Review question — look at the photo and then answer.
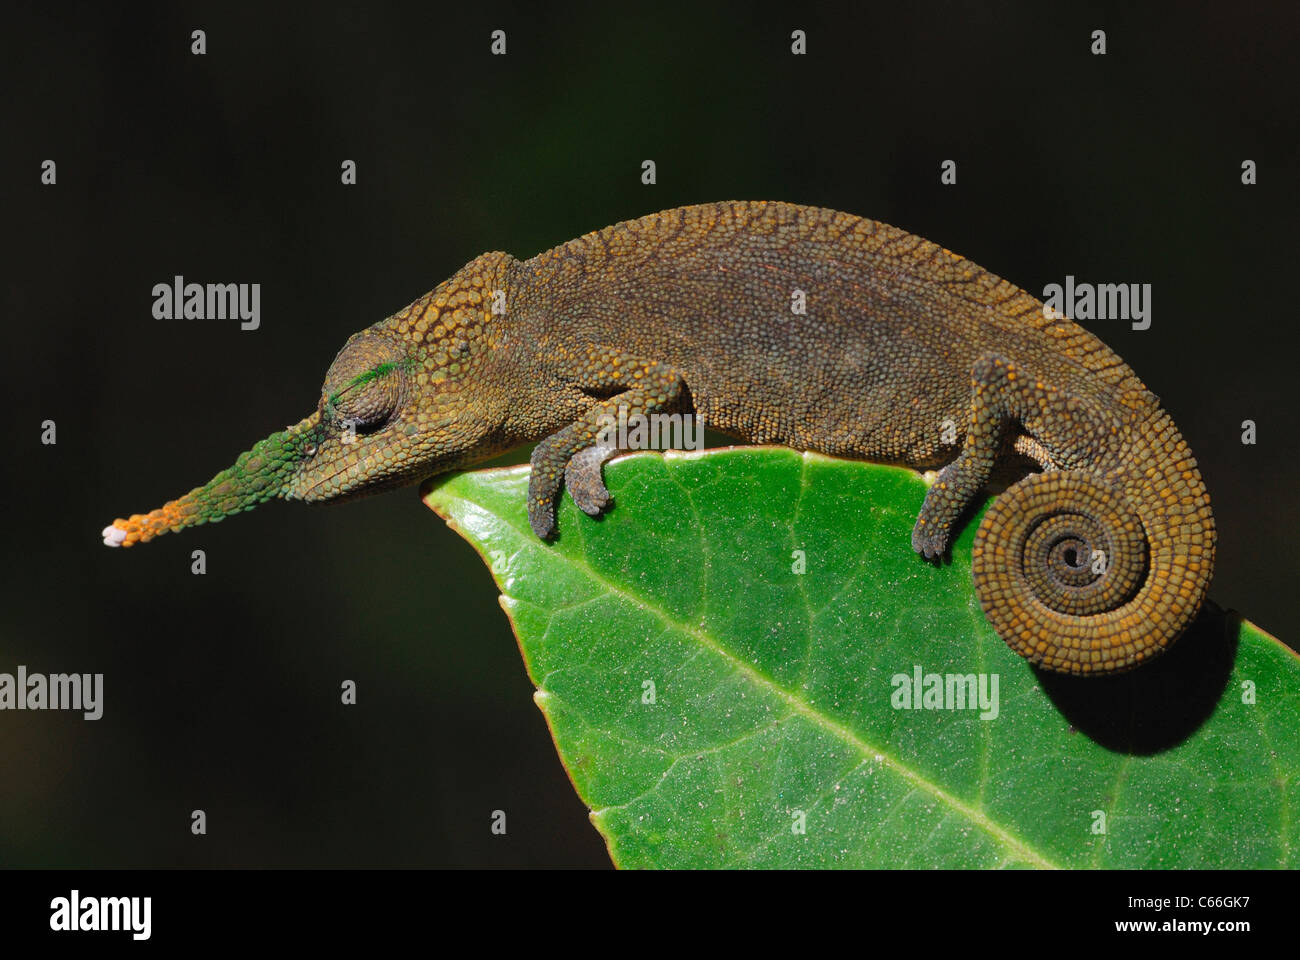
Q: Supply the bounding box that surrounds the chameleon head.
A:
[101,304,508,547]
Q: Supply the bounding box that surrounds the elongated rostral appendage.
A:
[100,258,516,549]
[101,416,322,547]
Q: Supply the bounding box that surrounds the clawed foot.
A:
[911,520,951,560]
[528,496,557,540]
[912,460,968,560]
[528,444,617,539]
[565,445,614,517]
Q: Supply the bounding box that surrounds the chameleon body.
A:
[103,201,1215,675]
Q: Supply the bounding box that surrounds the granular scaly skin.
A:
[103,201,1215,675]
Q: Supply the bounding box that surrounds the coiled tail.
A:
[971,409,1216,675]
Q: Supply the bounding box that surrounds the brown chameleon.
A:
[102,202,1216,675]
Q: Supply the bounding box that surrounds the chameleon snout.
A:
[101,415,322,547]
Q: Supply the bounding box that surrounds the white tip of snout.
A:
[102,524,126,547]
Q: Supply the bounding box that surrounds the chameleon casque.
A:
[102,201,1215,676]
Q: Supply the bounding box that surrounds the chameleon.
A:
[102,201,1215,676]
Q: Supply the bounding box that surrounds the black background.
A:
[2,1,1296,867]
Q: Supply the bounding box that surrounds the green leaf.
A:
[423,448,1299,869]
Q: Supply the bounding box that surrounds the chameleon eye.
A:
[322,334,407,431]
[335,371,402,430]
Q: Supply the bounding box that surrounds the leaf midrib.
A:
[470,481,1060,870]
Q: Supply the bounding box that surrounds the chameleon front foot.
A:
[527,498,556,540]
[526,357,685,539]
[527,444,617,538]
[565,445,615,517]
[527,441,564,539]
